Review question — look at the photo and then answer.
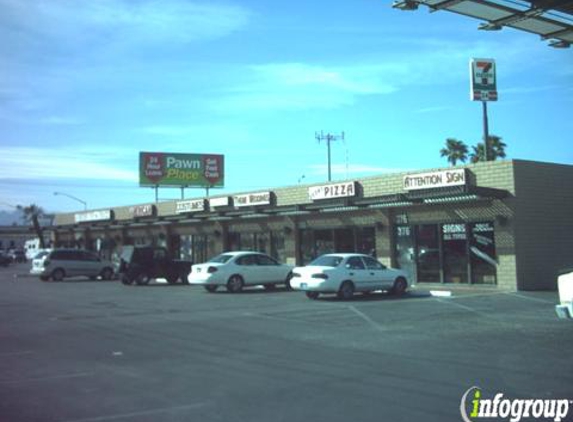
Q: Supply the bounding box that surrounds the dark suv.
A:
[119,246,192,285]
[31,248,115,281]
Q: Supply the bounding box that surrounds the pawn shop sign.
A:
[470,58,498,102]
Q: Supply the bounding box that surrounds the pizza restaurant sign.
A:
[309,182,357,201]
[403,169,467,191]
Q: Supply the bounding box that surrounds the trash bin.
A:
[555,269,573,319]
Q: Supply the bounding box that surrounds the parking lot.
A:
[1,263,572,422]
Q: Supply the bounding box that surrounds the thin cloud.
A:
[0,0,251,46]
[0,147,138,182]
[214,62,399,112]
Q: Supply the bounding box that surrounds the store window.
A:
[356,227,376,256]
[227,231,286,262]
[394,221,497,285]
[271,232,286,263]
[298,226,376,265]
[179,234,208,264]
[442,223,469,284]
[299,229,314,265]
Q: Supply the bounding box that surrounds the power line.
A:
[315,130,345,182]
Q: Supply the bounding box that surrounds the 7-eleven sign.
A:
[470,58,498,101]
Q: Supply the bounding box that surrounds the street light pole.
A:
[53,192,87,210]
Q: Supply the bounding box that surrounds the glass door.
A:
[469,222,497,284]
[416,225,441,283]
[395,225,416,283]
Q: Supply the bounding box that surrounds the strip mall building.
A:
[52,160,573,291]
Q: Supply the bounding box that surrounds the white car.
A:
[290,253,408,300]
[188,251,294,293]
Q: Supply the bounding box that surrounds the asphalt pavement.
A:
[1,263,572,422]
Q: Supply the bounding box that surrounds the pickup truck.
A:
[119,246,192,285]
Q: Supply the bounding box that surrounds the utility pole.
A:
[315,130,345,182]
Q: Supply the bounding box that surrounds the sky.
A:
[1,0,572,214]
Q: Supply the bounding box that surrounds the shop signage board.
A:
[74,210,112,223]
[176,199,206,214]
[234,192,272,207]
[403,169,466,191]
[129,204,155,218]
[309,181,357,201]
[210,197,231,208]
[139,152,224,188]
[470,58,497,101]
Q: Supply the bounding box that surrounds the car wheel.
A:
[391,277,408,296]
[135,274,151,285]
[226,275,244,293]
[285,273,293,291]
[204,285,218,293]
[51,268,65,282]
[166,274,179,285]
[337,281,355,300]
[306,291,319,300]
[121,274,134,285]
[100,268,113,281]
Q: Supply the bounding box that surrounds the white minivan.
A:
[31,248,114,281]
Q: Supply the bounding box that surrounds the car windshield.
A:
[208,254,234,264]
[309,255,344,267]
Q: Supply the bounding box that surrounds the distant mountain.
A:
[0,209,24,226]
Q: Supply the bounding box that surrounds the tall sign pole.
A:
[470,58,497,161]
[315,130,345,182]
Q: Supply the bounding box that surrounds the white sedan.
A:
[290,253,408,300]
[188,251,294,293]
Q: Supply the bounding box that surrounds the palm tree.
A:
[440,138,469,166]
[470,135,507,163]
[489,135,507,160]
[470,143,486,163]
[17,204,46,248]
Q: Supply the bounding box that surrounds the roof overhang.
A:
[392,0,573,48]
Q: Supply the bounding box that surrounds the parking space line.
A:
[435,298,484,315]
[348,306,386,333]
[505,292,556,304]
[58,402,210,422]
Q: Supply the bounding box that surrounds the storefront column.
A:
[284,217,298,265]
